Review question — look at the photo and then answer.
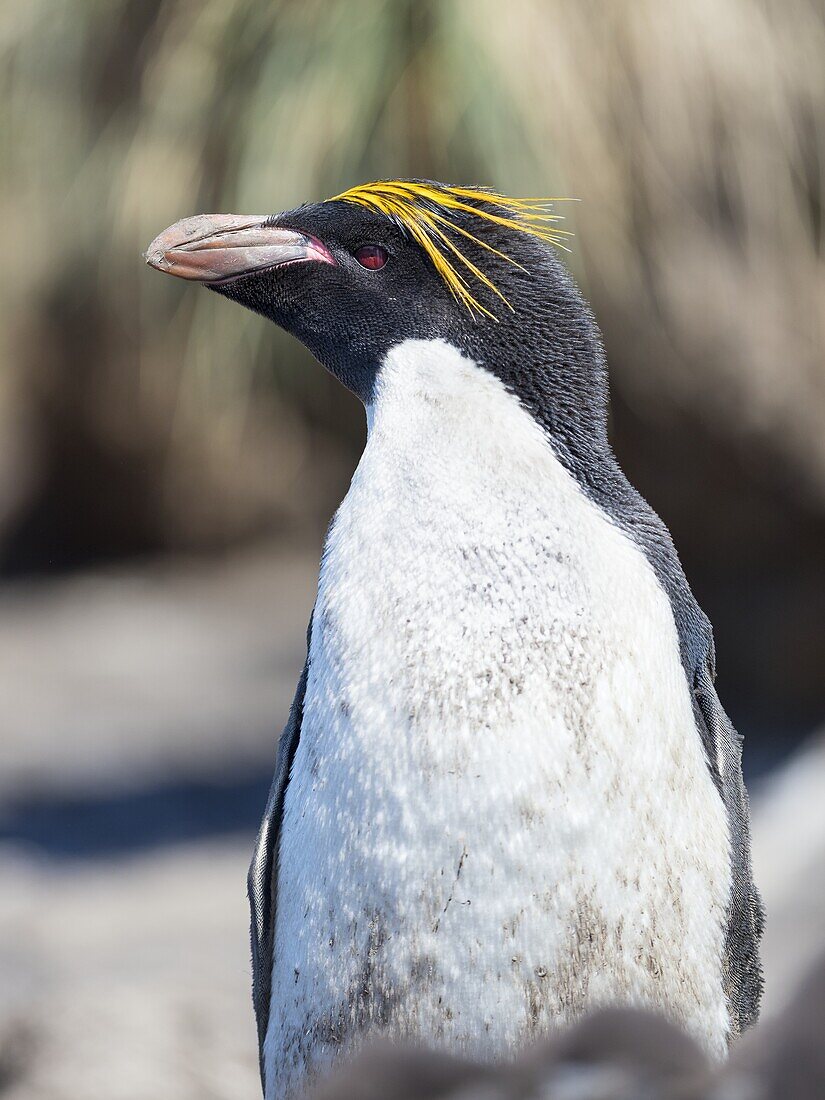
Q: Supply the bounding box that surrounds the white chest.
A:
[264,340,731,1099]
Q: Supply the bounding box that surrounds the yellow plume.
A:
[326,180,573,321]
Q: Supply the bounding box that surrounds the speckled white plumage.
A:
[264,339,731,1100]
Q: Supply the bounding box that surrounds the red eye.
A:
[354,244,388,270]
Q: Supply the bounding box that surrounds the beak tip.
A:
[144,234,173,273]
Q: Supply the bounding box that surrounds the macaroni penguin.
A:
[146,180,763,1100]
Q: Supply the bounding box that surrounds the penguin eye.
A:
[354,244,388,270]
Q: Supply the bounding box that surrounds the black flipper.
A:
[693,656,765,1038]
[248,612,313,1090]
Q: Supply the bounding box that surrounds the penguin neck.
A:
[364,334,711,687]
[458,297,613,483]
[367,321,615,491]
[365,336,598,490]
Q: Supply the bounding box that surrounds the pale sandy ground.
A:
[0,546,318,1099]
[0,547,821,1098]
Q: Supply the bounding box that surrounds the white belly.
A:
[264,340,731,1099]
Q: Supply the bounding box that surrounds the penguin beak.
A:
[144,214,334,284]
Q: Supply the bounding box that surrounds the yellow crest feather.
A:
[326,180,573,320]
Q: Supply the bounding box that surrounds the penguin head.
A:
[146,180,606,444]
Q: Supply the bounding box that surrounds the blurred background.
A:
[0,0,823,1096]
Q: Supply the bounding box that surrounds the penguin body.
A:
[266,339,730,1097]
[146,181,763,1100]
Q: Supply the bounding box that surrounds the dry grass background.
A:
[2,0,824,552]
[475,0,825,494]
